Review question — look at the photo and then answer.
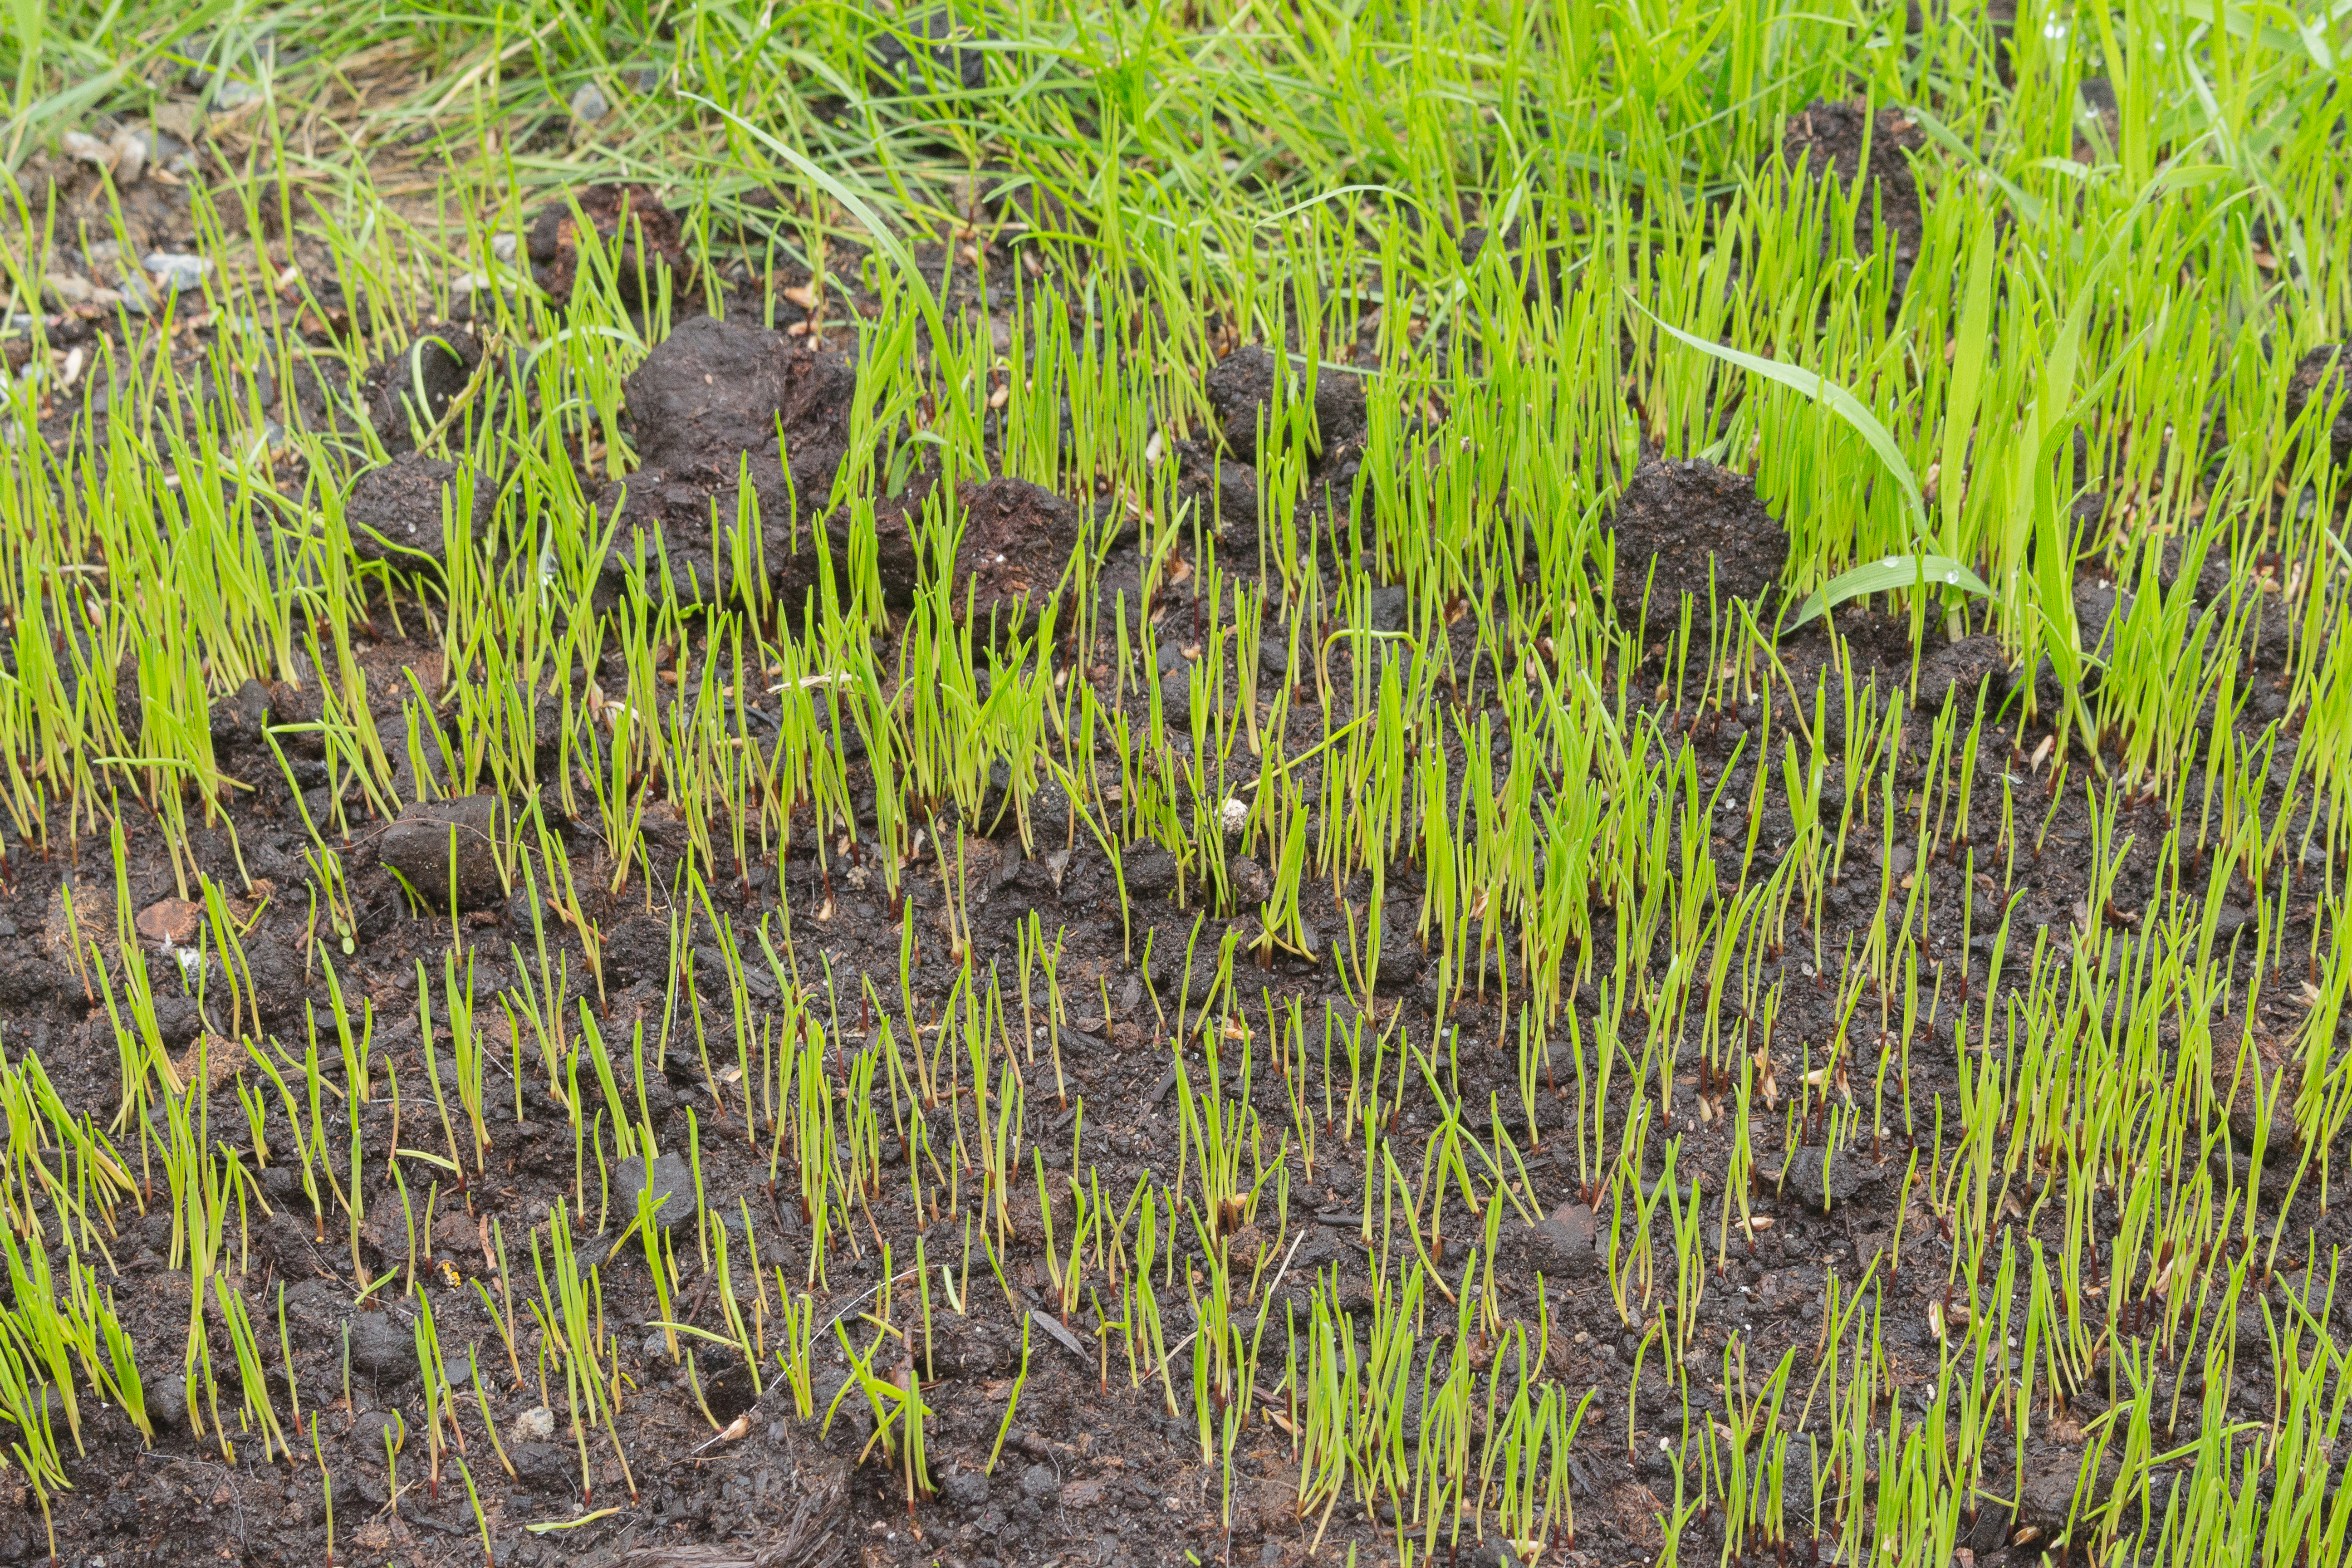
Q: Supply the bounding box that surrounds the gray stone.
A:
[59,127,113,172]
[378,794,505,910]
[510,1404,556,1444]
[109,127,152,184]
[568,81,610,122]
[143,251,211,293]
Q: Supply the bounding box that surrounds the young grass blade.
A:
[1630,300,1928,545]
[1787,556,1993,630]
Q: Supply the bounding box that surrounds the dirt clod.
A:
[348,1309,419,1382]
[626,313,852,476]
[1782,98,1927,258]
[1522,1200,1599,1279]
[1606,458,1789,634]
[208,677,272,748]
[343,452,495,574]
[598,313,858,602]
[146,1372,189,1432]
[1205,344,1367,465]
[1784,1150,1884,1213]
[2285,344,2352,465]
[509,1441,575,1494]
[362,325,480,453]
[618,1151,696,1224]
[377,794,505,908]
[949,477,1091,625]
[528,183,690,308]
[868,8,991,93]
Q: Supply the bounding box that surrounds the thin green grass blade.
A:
[1787,554,1992,629]
[1631,299,1927,543]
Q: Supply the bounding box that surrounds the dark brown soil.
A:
[947,477,1094,625]
[343,452,497,574]
[588,319,1118,626]
[0,294,2335,1568]
[593,314,858,603]
[529,183,694,309]
[1204,344,1368,466]
[362,326,484,455]
[2,590,2328,1568]
[1780,98,1928,260]
[867,8,993,94]
[1913,631,2013,713]
[2285,343,2352,465]
[1606,456,1790,634]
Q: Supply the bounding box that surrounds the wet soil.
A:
[866,8,994,96]
[1,177,2341,1568]
[589,312,860,605]
[1780,98,1928,265]
[1606,457,1790,635]
[9,568,2325,1568]
[363,326,485,457]
[2285,343,2352,467]
[528,184,695,309]
[1204,345,1369,467]
[343,452,499,575]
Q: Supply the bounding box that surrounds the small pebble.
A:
[144,252,213,294]
[59,129,113,168]
[108,127,149,183]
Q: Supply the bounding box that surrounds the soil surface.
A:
[2285,343,2352,466]
[344,453,498,574]
[1606,458,1790,635]
[1780,98,1928,263]
[0,164,2340,1568]
[529,184,695,308]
